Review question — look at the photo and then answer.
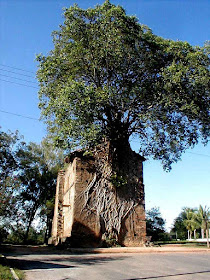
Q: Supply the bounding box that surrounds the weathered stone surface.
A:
[51,145,146,247]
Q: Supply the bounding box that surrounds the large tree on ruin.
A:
[37,1,209,171]
[36,1,209,242]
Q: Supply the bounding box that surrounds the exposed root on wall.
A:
[81,142,141,241]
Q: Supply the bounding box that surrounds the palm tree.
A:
[195,205,210,248]
[192,210,201,239]
[183,208,197,240]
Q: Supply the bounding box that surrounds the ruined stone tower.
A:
[50,143,146,247]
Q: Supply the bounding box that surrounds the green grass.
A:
[14,268,25,280]
[0,263,14,280]
[0,256,25,280]
[182,242,210,248]
[153,240,210,248]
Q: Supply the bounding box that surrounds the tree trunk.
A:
[24,202,38,242]
[44,216,49,244]
[24,215,34,242]
[194,229,196,239]
[202,228,205,239]
[44,215,52,244]
[206,229,209,248]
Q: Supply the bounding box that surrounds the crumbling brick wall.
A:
[50,148,146,247]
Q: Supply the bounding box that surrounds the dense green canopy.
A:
[37,0,209,170]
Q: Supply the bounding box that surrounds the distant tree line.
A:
[146,207,169,242]
[0,128,64,244]
[171,205,210,247]
[146,205,210,248]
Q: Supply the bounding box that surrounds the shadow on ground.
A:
[6,255,125,271]
[1,245,126,271]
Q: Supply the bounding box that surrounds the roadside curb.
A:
[1,254,19,280]
[67,246,210,254]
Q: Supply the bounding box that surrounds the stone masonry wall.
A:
[50,150,146,247]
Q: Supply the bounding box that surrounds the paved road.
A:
[2,246,210,280]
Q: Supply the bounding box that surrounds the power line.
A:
[0,63,35,74]
[0,109,40,121]
[0,78,39,89]
[0,74,38,84]
[132,140,210,158]
[0,110,209,157]
[0,68,36,79]
[186,151,210,158]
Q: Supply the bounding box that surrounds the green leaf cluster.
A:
[0,128,65,244]
[37,0,210,170]
[146,207,168,241]
[110,172,128,188]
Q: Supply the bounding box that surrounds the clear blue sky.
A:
[0,0,209,230]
